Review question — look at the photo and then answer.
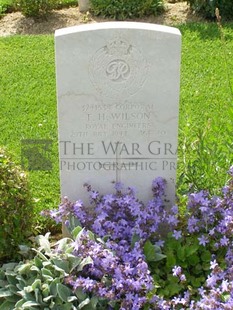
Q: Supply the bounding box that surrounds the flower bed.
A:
[1,168,233,309]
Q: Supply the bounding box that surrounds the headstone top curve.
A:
[55,22,181,38]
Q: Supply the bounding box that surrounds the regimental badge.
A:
[89,36,148,100]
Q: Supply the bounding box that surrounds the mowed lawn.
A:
[0,22,233,229]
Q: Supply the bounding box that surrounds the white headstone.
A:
[55,22,181,205]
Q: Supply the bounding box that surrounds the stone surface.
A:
[55,22,181,205]
[78,0,90,13]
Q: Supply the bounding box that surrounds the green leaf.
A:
[6,275,17,286]
[52,265,67,276]
[0,280,6,288]
[32,279,42,290]
[165,249,176,267]
[34,256,43,269]
[56,303,74,310]
[5,285,19,297]
[0,270,5,282]
[0,300,15,310]
[154,253,166,262]
[78,297,90,309]
[192,264,203,275]
[70,257,82,273]
[55,238,73,253]
[90,296,98,308]
[76,257,93,272]
[185,244,199,257]
[36,234,51,253]
[190,276,202,288]
[32,249,49,262]
[88,230,95,241]
[72,226,83,239]
[41,268,53,281]
[56,283,71,302]
[34,288,42,304]
[75,288,87,301]
[101,235,111,243]
[187,254,200,266]
[67,296,77,302]
[30,266,40,273]
[154,245,162,253]
[201,250,211,262]
[15,299,25,308]
[52,259,69,274]
[0,288,12,298]
[18,245,31,256]
[167,282,182,296]
[221,293,230,302]
[144,241,166,262]
[43,295,55,303]
[16,263,31,274]
[16,278,26,289]
[166,236,178,250]
[50,278,60,296]
[68,215,81,233]
[42,283,50,297]
[143,240,156,262]
[21,300,41,307]
[24,285,33,293]
[1,263,17,272]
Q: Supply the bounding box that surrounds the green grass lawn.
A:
[0,35,59,232]
[0,22,233,231]
[178,23,233,195]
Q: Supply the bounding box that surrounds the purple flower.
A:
[171,205,178,214]
[172,266,182,277]
[155,240,165,247]
[210,260,218,270]
[180,274,186,282]
[152,177,166,197]
[42,169,233,309]
[90,190,99,200]
[167,215,179,226]
[228,166,233,176]
[114,182,124,191]
[206,274,218,287]
[172,230,182,240]
[187,216,199,233]
[220,236,229,246]
[221,280,229,292]
[198,235,209,246]
[198,287,206,297]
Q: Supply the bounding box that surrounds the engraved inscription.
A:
[106,60,130,82]
[89,36,148,99]
[70,100,168,140]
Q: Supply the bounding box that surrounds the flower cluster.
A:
[151,168,233,309]
[49,178,178,244]
[43,177,179,308]
[172,266,186,282]
[45,178,179,269]
[43,167,233,309]
[65,229,152,309]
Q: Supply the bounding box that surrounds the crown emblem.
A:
[106,38,130,56]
